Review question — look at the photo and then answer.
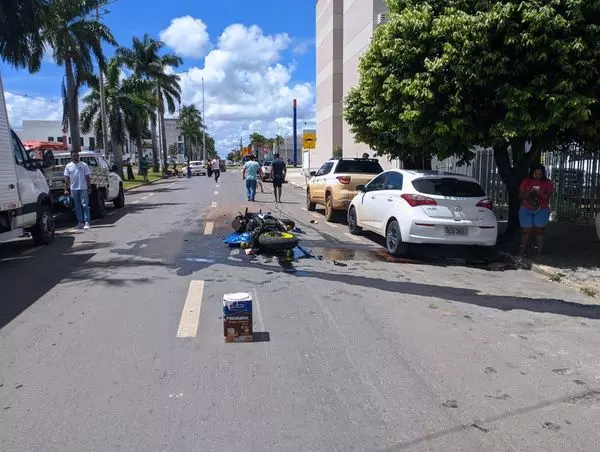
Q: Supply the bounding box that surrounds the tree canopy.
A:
[344,0,600,232]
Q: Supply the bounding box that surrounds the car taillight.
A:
[476,199,493,210]
[336,176,351,184]
[401,194,437,207]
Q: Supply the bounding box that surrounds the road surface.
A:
[1,172,599,451]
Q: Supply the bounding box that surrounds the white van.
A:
[0,75,55,245]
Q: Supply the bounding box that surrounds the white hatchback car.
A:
[189,161,207,176]
[347,170,498,255]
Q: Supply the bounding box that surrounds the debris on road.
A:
[223,293,253,343]
[442,400,458,408]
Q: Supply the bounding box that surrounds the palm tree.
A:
[117,35,182,171]
[0,0,49,72]
[249,132,267,159]
[80,58,154,177]
[273,134,285,163]
[178,104,203,160]
[44,0,116,153]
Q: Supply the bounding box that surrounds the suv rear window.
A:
[334,160,383,174]
[412,177,485,197]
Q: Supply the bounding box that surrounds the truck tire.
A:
[113,184,125,208]
[306,190,316,211]
[30,204,55,246]
[91,189,106,219]
[257,231,299,251]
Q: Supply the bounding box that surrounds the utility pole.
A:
[202,76,206,161]
[97,6,109,156]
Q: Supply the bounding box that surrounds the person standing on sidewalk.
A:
[211,157,220,183]
[64,150,91,230]
[271,153,287,203]
[242,154,261,201]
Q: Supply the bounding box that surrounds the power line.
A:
[3,90,61,103]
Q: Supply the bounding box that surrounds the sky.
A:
[0,0,316,156]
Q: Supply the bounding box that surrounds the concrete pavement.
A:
[1,173,599,451]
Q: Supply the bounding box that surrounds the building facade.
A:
[163,118,185,162]
[19,120,97,151]
[315,0,393,170]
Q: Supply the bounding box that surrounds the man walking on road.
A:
[64,150,92,230]
[211,157,220,183]
[271,153,287,203]
[242,154,261,202]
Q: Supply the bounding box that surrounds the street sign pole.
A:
[292,99,297,167]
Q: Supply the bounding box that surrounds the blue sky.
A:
[1,0,316,153]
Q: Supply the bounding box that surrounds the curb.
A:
[124,176,165,192]
[531,263,599,299]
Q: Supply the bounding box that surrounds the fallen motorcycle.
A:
[231,209,298,250]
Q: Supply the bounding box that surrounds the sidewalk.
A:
[286,167,308,189]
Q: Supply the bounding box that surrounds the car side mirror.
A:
[310,171,317,177]
[356,184,366,192]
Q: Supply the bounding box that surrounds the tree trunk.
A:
[160,112,168,170]
[493,140,541,238]
[111,133,124,179]
[65,58,81,153]
[136,136,144,170]
[150,118,159,173]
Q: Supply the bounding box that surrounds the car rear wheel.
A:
[386,219,408,256]
[306,190,316,211]
[347,207,362,235]
[91,189,106,219]
[113,184,125,208]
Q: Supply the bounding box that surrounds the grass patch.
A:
[580,286,598,298]
[123,170,163,190]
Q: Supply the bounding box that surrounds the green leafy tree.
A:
[81,58,154,177]
[345,0,600,234]
[249,132,267,158]
[226,150,241,161]
[178,104,203,159]
[0,0,49,72]
[44,0,117,153]
[117,34,182,171]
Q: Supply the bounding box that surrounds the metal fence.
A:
[432,147,600,226]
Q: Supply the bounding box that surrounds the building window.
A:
[47,136,54,142]
[80,137,84,147]
[57,137,63,143]
[89,137,95,150]
[178,135,182,142]
[68,137,72,144]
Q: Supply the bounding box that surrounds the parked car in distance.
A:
[347,170,497,256]
[306,158,384,222]
[261,161,272,181]
[189,161,207,176]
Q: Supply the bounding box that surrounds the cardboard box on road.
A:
[223,293,253,343]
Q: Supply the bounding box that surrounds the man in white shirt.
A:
[64,151,92,229]
[211,158,220,183]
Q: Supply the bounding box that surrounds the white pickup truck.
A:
[0,75,55,245]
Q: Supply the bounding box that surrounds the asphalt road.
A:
[1,172,599,451]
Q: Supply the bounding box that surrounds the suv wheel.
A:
[306,190,316,211]
[325,194,337,222]
[386,219,408,256]
[30,204,55,245]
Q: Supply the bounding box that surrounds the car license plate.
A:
[444,225,468,236]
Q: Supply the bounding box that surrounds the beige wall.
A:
[315,0,394,170]
[314,0,343,171]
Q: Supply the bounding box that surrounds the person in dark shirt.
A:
[271,153,287,203]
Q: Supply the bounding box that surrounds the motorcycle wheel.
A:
[257,231,299,251]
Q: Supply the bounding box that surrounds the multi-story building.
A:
[315,0,393,170]
[163,118,185,162]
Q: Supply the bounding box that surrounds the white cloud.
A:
[175,23,315,155]
[4,92,62,128]
[159,16,210,59]
[4,22,316,157]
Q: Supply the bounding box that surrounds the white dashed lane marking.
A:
[211,201,217,208]
[214,191,219,195]
[176,280,205,338]
[204,222,214,235]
